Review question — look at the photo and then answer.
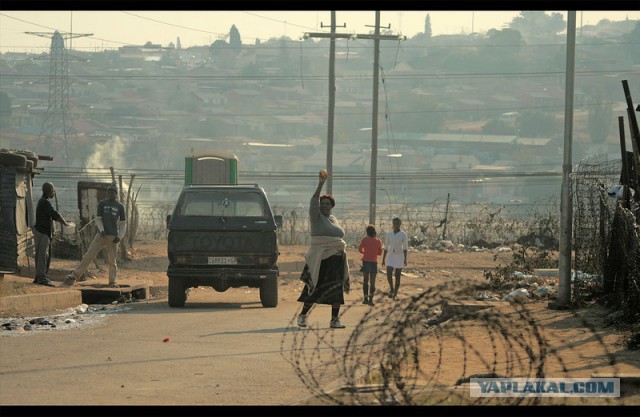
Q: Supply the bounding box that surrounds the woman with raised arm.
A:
[296,170,350,329]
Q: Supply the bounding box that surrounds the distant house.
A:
[382,132,517,163]
[429,154,481,171]
[512,137,562,162]
[304,150,366,174]
[224,89,264,108]
[193,92,228,107]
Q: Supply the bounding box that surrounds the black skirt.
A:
[297,253,346,305]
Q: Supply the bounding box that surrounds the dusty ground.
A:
[1,240,639,405]
[2,240,505,301]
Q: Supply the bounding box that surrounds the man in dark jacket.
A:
[33,182,69,286]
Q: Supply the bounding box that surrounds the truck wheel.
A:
[260,276,278,308]
[168,278,187,307]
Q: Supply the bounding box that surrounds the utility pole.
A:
[305,11,404,215]
[304,12,349,195]
[550,10,576,310]
[356,11,405,225]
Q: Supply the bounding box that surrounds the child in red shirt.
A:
[358,224,383,306]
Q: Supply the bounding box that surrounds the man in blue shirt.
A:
[63,183,127,288]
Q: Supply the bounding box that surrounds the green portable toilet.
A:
[185,150,238,185]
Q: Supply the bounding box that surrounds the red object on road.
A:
[163,338,170,342]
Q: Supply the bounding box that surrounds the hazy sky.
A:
[1,10,638,53]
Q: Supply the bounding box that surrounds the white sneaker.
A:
[297,314,307,327]
[62,275,76,288]
[330,319,346,329]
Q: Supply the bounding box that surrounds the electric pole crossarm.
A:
[304,33,354,39]
[354,34,406,41]
[25,32,93,39]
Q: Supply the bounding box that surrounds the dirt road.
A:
[1,241,638,406]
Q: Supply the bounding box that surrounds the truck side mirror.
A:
[166,214,172,229]
[274,214,283,228]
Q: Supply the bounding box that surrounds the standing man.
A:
[33,182,69,287]
[381,217,408,300]
[63,183,126,288]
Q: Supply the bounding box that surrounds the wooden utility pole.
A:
[304,12,348,195]
[354,11,405,225]
[305,11,404,214]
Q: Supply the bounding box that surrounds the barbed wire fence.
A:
[272,199,560,250]
[280,278,623,405]
[274,155,637,405]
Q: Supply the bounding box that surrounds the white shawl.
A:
[303,236,350,295]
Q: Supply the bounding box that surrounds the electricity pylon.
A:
[26,30,91,166]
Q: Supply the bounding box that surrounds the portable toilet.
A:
[185,150,238,185]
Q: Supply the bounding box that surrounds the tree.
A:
[239,62,265,77]
[0,91,11,129]
[487,28,524,46]
[210,39,236,70]
[424,14,432,39]
[517,110,559,137]
[482,119,517,135]
[509,11,565,43]
[167,84,199,113]
[389,92,445,133]
[484,28,526,72]
[229,25,242,50]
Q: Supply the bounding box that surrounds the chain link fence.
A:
[572,155,639,321]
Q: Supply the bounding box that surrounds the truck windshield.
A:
[179,191,266,217]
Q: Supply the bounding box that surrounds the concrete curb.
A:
[0,290,83,317]
[0,261,309,318]
[0,282,165,318]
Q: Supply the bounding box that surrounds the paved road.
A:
[0,287,371,406]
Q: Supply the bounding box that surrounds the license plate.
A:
[208,256,237,265]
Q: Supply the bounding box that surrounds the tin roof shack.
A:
[0,149,47,274]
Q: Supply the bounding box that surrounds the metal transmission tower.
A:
[26,30,91,166]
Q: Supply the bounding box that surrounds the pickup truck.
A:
[166,184,282,308]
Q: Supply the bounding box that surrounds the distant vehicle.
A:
[166,184,283,308]
[498,112,519,125]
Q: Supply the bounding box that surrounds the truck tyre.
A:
[260,276,278,308]
[168,277,187,307]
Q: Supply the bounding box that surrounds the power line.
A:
[4,69,637,82]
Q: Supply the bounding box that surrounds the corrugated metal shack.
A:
[0,149,50,273]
